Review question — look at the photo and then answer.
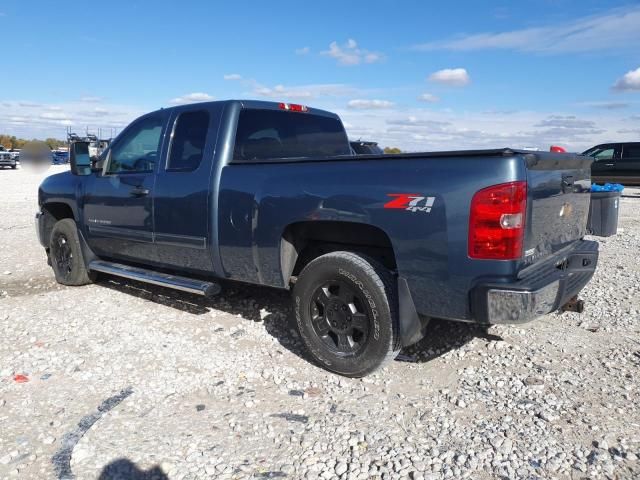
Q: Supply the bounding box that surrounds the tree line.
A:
[0,134,66,150]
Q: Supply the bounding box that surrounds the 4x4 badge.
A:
[384,194,435,213]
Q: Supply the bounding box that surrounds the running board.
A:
[88,260,220,297]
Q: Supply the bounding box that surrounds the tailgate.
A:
[524,153,593,264]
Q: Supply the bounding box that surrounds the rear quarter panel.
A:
[217,154,526,320]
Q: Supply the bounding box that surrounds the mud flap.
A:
[398,277,424,347]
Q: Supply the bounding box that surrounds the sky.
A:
[1,0,639,151]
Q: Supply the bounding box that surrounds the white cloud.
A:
[40,112,70,120]
[576,100,630,109]
[223,74,242,81]
[418,93,440,103]
[321,39,384,66]
[254,85,313,99]
[347,99,395,109]
[612,67,640,92]
[18,101,42,108]
[335,106,631,152]
[80,96,103,103]
[0,99,144,139]
[413,6,640,54]
[80,108,110,117]
[168,92,214,105]
[295,47,310,55]
[252,82,355,100]
[428,68,470,87]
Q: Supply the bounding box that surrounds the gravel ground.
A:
[1,165,639,480]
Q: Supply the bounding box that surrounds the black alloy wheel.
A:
[52,232,74,278]
[309,279,371,356]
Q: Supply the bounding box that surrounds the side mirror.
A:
[70,141,92,176]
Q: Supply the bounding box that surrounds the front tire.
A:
[49,218,95,286]
[293,251,401,377]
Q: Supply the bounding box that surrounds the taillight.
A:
[279,102,308,112]
[468,181,527,260]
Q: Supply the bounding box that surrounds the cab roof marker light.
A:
[279,103,308,112]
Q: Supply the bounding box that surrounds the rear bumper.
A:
[470,240,598,324]
[0,159,16,167]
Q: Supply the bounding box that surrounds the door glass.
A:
[621,145,640,161]
[167,110,210,171]
[107,115,164,174]
[593,148,614,161]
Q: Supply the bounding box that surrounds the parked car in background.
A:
[350,140,384,155]
[9,149,21,162]
[583,142,640,185]
[52,150,70,165]
[0,150,17,169]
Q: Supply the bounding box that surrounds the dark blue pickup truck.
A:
[36,100,599,376]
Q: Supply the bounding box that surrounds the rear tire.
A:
[293,251,401,377]
[49,218,95,286]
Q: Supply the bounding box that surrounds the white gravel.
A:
[1,165,639,480]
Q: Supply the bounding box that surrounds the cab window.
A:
[107,114,164,174]
[167,110,210,171]
[588,147,615,162]
[621,144,640,161]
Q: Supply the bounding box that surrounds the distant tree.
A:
[45,137,66,150]
[0,135,12,149]
[0,134,63,150]
[383,147,402,154]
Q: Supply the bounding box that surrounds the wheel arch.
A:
[280,221,397,286]
[280,221,425,347]
[40,202,77,248]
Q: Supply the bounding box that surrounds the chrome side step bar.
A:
[88,260,220,297]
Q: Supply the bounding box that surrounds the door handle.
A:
[130,186,150,197]
[605,163,614,167]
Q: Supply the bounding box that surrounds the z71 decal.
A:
[384,194,436,213]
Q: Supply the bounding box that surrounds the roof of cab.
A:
[156,99,340,119]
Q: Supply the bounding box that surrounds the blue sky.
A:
[1,0,639,150]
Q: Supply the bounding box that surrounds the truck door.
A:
[152,107,220,273]
[589,144,619,183]
[617,143,640,185]
[82,112,167,263]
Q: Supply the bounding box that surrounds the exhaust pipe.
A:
[561,295,584,313]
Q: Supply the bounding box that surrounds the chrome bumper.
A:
[471,240,599,324]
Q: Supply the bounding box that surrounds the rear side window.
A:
[233,109,350,161]
[622,144,640,161]
[167,110,210,171]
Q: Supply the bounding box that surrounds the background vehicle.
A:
[52,150,70,164]
[0,150,17,169]
[350,140,384,155]
[9,149,21,162]
[36,100,599,377]
[583,142,640,185]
